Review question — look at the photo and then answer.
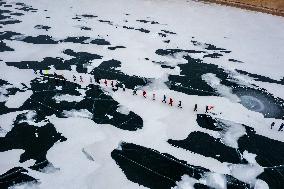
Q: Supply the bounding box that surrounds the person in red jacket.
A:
[169,98,173,106]
[143,91,146,98]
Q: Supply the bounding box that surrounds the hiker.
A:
[122,84,126,91]
[133,87,137,95]
[271,122,275,129]
[104,79,107,86]
[162,95,166,103]
[73,75,76,82]
[205,105,209,113]
[152,93,156,100]
[95,77,100,84]
[80,76,83,82]
[111,81,114,88]
[194,104,198,111]
[169,98,173,106]
[90,77,93,83]
[39,70,43,75]
[178,101,182,108]
[143,91,146,98]
[278,123,284,131]
[115,82,119,90]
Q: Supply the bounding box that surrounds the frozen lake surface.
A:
[0,0,284,188]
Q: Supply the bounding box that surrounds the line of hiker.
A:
[37,72,214,112]
[270,122,284,131]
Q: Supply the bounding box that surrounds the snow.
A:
[5,90,33,108]
[0,149,35,175]
[202,73,240,102]
[229,164,264,185]
[0,84,11,102]
[218,119,246,148]
[1,0,284,188]
[172,175,196,189]
[254,179,269,189]
[0,111,27,137]
[242,150,257,165]
[116,105,130,115]
[62,109,93,119]
[200,172,227,189]
[53,94,84,103]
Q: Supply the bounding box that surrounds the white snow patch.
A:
[202,73,240,102]
[0,149,35,175]
[116,105,130,115]
[9,181,39,189]
[200,172,227,189]
[229,164,264,185]
[62,109,93,119]
[5,90,33,108]
[0,111,27,137]
[254,179,269,189]
[0,84,11,102]
[172,175,196,189]
[53,94,84,103]
[242,151,257,165]
[218,119,246,148]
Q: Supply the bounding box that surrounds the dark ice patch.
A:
[0,19,21,25]
[238,126,284,167]
[90,59,148,89]
[88,85,143,131]
[0,167,37,189]
[196,114,284,167]
[9,12,24,16]
[61,36,89,44]
[0,118,66,163]
[16,4,37,12]
[81,14,97,18]
[257,167,284,189]
[161,30,176,35]
[111,142,209,189]
[112,142,248,189]
[22,35,58,44]
[135,28,150,33]
[34,25,51,31]
[80,26,91,30]
[98,19,113,25]
[0,41,14,52]
[232,87,284,119]
[123,25,134,30]
[7,49,102,73]
[108,46,126,50]
[168,131,243,164]
[203,53,223,58]
[229,59,243,63]
[90,38,110,45]
[158,32,166,37]
[236,69,284,85]
[156,49,205,57]
[136,19,159,24]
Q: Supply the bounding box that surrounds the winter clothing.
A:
[178,101,182,108]
[271,122,275,129]
[169,98,173,106]
[194,104,197,111]
[279,123,284,131]
[143,91,146,98]
[162,95,166,103]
